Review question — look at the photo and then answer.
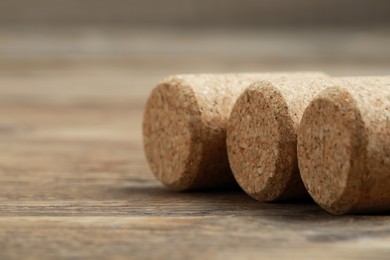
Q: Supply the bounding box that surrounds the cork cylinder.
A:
[143,73,326,191]
[227,78,334,201]
[298,77,390,214]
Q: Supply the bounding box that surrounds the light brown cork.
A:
[298,77,390,215]
[143,72,327,191]
[227,77,335,201]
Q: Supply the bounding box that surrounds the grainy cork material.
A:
[227,77,334,201]
[143,72,327,191]
[298,77,390,215]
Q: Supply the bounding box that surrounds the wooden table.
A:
[1,29,390,259]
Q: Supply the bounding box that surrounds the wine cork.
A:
[298,77,390,214]
[143,72,327,191]
[227,77,334,201]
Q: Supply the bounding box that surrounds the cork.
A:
[143,72,327,191]
[298,77,390,214]
[227,77,335,201]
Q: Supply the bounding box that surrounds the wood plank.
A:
[1,216,390,259]
[0,30,390,259]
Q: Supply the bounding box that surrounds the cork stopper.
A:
[143,72,327,191]
[227,78,333,201]
[143,82,201,190]
[298,77,390,214]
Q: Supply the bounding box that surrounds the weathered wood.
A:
[1,30,390,259]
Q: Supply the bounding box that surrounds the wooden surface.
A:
[1,29,390,259]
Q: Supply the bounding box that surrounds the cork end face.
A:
[143,80,203,191]
[298,87,366,214]
[227,82,300,201]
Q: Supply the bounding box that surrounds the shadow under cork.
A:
[113,184,390,219]
[106,180,390,244]
[109,184,324,217]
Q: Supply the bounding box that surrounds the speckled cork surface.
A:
[227,78,336,201]
[143,72,327,191]
[298,77,390,215]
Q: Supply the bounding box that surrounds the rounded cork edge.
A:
[143,77,204,191]
[298,86,368,215]
[227,81,304,201]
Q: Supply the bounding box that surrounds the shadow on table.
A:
[111,185,326,218]
[112,184,390,220]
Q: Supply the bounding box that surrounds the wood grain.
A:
[1,30,390,259]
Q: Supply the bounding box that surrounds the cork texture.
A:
[298,77,390,214]
[143,72,327,191]
[227,77,335,201]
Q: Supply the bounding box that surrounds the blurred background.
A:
[0,0,389,106]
